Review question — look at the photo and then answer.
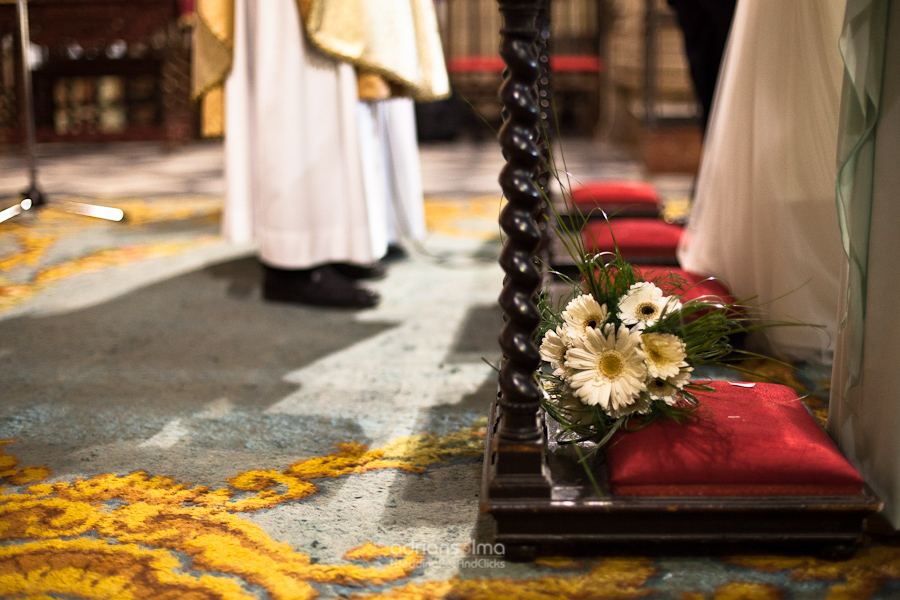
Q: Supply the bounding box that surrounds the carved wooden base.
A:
[480,400,882,559]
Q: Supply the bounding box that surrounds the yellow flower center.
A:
[584,313,603,330]
[647,347,663,363]
[638,303,658,319]
[598,350,624,379]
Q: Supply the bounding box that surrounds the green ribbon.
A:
[834,0,890,405]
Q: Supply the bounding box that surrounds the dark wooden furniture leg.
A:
[491,0,551,499]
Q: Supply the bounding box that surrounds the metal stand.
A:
[0,0,125,225]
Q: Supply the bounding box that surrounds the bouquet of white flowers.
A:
[537,253,746,449]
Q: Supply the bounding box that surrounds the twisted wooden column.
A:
[493,0,550,496]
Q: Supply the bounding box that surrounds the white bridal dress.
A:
[828,0,900,530]
[677,0,846,364]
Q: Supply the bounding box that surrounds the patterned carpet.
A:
[1,194,900,599]
[0,196,223,318]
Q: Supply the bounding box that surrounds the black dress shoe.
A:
[262,264,380,309]
[381,243,408,263]
[330,261,387,280]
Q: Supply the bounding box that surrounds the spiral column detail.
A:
[496,0,544,444]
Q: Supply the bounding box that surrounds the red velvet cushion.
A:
[571,180,661,218]
[635,266,736,307]
[448,55,604,74]
[582,219,683,261]
[550,55,605,73]
[605,382,865,496]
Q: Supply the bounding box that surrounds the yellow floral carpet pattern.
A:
[422,196,506,241]
[3,431,900,600]
[0,196,222,318]
[0,429,480,599]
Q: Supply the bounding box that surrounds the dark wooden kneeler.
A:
[552,181,680,273]
[483,379,881,558]
[483,0,881,560]
[568,179,663,219]
[582,218,684,265]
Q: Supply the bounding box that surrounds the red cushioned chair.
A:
[582,218,684,265]
[569,179,663,219]
[606,381,865,497]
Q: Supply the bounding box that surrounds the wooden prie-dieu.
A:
[481,0,881,560]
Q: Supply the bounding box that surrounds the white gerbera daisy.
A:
[561,294,608,340]
[668,366,693,389]
[607,393,653,419]
[540,325,572,377]
[564,323,647,414]
[640,333,688,379]
[646,367,694,404]
[617,282,682,328]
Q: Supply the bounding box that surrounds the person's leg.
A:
[261,263,379,308]
[666,0,737,131]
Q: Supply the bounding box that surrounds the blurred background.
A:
[0,0,702,175]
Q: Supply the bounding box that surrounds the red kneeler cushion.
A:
[571,180,662,218]
[448,55,604,74]
[605,381,865,496]
[635,266,738,308]
[582,219,684,262]
[587,267,743,322]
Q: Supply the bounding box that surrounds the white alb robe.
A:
[358,97,427,254]
[224,0,378,269]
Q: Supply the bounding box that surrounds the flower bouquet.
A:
[537,250,747,453]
